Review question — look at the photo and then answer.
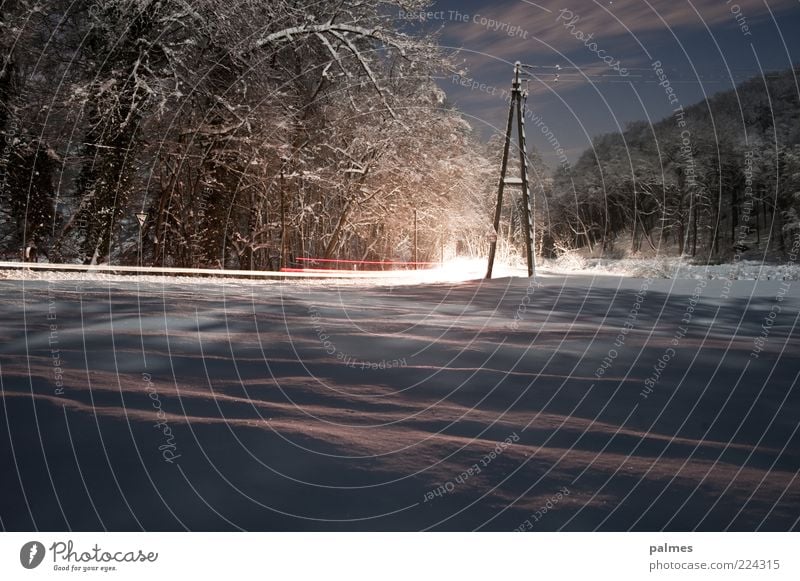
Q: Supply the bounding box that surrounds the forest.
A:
[1,0,799,269]
[542,67,800,261]
[0,0,493,269]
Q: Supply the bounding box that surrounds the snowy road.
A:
[1,273,798,531]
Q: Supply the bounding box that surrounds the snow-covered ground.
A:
[543,255,800,281]
[4,254,799,287]
[0,257,517,287]
[1,268,798,531]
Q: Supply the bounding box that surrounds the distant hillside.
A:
[545,67,800,260]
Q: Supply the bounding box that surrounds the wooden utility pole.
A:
[486,62,536,279]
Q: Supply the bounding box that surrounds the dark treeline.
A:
[543,67,800,260]
[0,0,491,268]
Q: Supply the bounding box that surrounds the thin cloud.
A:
[436,0,797,61]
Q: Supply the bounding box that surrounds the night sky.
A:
[395,0,800,166]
